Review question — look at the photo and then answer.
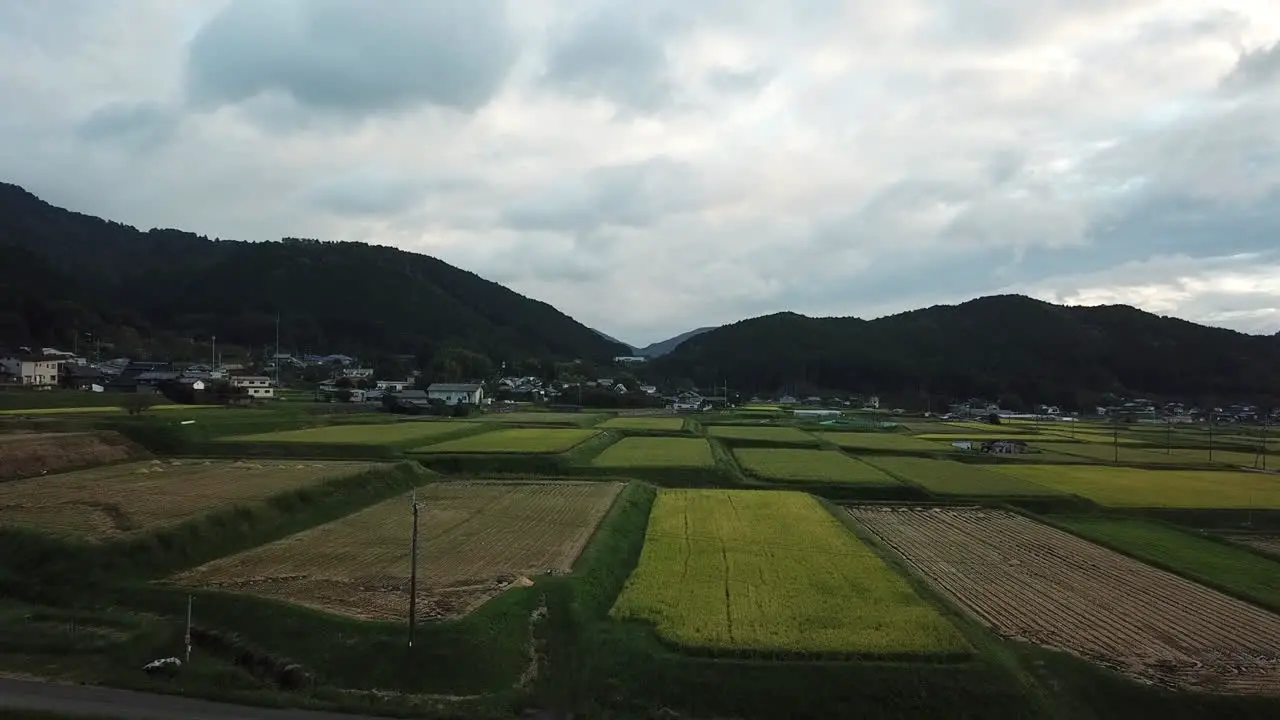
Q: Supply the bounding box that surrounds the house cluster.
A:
[1098,399,1276,425]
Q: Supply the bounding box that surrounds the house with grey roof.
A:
[427,382,484,405]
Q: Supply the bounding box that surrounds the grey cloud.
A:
[922,0,1130,46]
[305,174,433,217]
[185,0,516,115]
[707,68,772,95]
[502,158,704,232]
[1220,42,1280,93]
[75,101,181,149]
[542,7,674,112]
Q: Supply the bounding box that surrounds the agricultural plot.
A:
[1033,441,1202,465]
[599,416,685,432]
[0,432,143,481]
[705,425,817,445]
[850,506,1280,694]
[591,437,715,469]
[913,433,1047,441]
[1222,534,1280,559]
[1043,429,1147,444]
[416,428,599,454]
[996,465,1280,508]
[1170,447,1276,469]
[229,421,477,445]
[176,481,623,620]
[1053,517,1280,612]
[818,432,944,452]
[865,456,1060,496]
[480,412,603,426]
[612,490,965,654]
[734,448,898,485]
[941,423,1046,435]
[0,460,375,541]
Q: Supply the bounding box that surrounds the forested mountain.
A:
[651,296,1280,409]
[0,183,627,362]
[634,327,717,357]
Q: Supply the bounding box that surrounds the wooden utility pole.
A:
[1208,411,1215,464]
[184,595,193,664]
[408,490,421,649]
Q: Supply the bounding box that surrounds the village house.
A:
[0,354,65,388]
[427,382,484,405]
[230,375,275,399]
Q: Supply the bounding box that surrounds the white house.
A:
[427,382,484,405]
[230,375,275,399]
[0,355,63,387]
[375,379,411,392]
[343,367,374,379]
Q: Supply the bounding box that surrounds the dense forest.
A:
[649,296,1280,409]
[0,183,627,364]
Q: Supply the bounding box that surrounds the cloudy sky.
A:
[3,1,1280,345]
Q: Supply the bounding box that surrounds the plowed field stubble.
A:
[176,481,623,620]
[849,506,1280,694]
[0,460,376,540]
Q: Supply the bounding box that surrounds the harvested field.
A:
[227,421,478,445]
[995,465,1280,508]
[0,431,145,481]
[1224,534,1280,558]
[176,481,623,620]
[705,425,817,445]
[612,490,965,654]
[416,428,599,454]
[734,448,898,485]
[0,460,376,540]
[865,456,1060,496]
[849,506,1280,694]
[599,417,685,432]
[591,437,715,469]
[818,432,943,452]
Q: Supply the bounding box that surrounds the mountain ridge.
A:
[0,182,628,362]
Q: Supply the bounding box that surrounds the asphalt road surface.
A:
[0,678,384,720]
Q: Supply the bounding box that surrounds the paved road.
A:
[0,678,385,720]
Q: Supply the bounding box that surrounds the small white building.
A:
[230,375,275,399]
[375,379,411,392]
[427,382,484,405]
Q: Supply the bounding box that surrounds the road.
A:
[0,678,385,720]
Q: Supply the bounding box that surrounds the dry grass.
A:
[174,480,623,620]
[0,460,376,541]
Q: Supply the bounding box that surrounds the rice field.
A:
[611,489,966,654]
[480,412,603,426]
[0,460,376,540]
[818,433,944,452]
[995,465,1280,508]
[228,421,477,445]
[599,417,686,432]
[864,456,1061,496]
[734,448,898,485]
[175,481,623,620]
[414,428,599,454]
[591,437,716,469]
[1033,442,1204,465]
[705,425,817,445]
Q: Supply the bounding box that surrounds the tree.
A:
[121,393,157,415]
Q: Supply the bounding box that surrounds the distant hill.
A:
[591,328,632,353]
[634,327,717,357]
[0,183,628,363]
[651,296,1280,407]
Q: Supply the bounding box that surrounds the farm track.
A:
[849,506,1280,694]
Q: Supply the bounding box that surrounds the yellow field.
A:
[416,428,599,454]
[230,421,477,445]
[0,460,377,540]
[599,417,686,432]
[611,489,966,654]
[995,465,1280,508]
[176,481,623,619]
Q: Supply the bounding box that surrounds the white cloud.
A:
[2,0,1280,345]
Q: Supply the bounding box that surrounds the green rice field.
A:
[996,465,1280,508]
[591,437,715,469]
[230,421,476,445]
[611,489,966,654]
[415,428,599,454]
[480,412,603,425]
[865,456,1061,496]
[1033,442,1209,465]
[734,448,899,485]
[705,425,817,444]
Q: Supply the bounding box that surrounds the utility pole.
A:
[408,489,421,649]
[1166,417,1172,455]
[274,314,281,390]
[211,335,217,371]
[1261,414,1269,472]
[184,594,193,665]
[1112,416,1119,464]
[1208,411,1214,464]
